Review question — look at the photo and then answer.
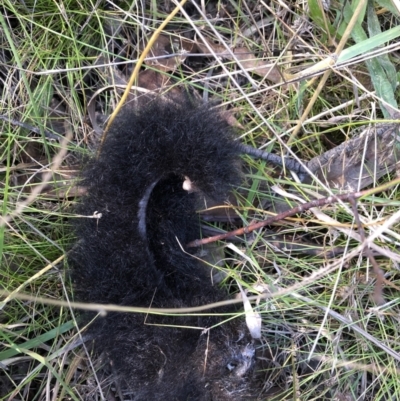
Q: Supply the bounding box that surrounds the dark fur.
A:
[69,98,261,400]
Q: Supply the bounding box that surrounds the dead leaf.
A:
[143,34,194,72]
[307,123,400,190]
[137,69,181,94]
[237,281,262,339]
[196,37,282,83]
[195,37,227,55]
[233,47,282,83]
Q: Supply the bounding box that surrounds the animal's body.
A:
[69,98,261,400]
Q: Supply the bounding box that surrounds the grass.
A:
[1,0,400,400]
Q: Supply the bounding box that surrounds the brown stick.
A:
[187,182,395,248]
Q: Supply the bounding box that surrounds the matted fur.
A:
[69,98,261,400]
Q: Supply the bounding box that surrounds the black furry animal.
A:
[69,98,262,400]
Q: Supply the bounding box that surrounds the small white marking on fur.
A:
[183,176,198,193]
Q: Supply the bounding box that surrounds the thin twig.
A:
[0,114,60,140]
[188,178,400,248]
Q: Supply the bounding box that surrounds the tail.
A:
[68,97,257,400]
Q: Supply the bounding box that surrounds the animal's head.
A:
[190,323,262,400]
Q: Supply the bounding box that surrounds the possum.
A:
[68,97,264,400]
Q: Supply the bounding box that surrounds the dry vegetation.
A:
[1,0,400,400]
